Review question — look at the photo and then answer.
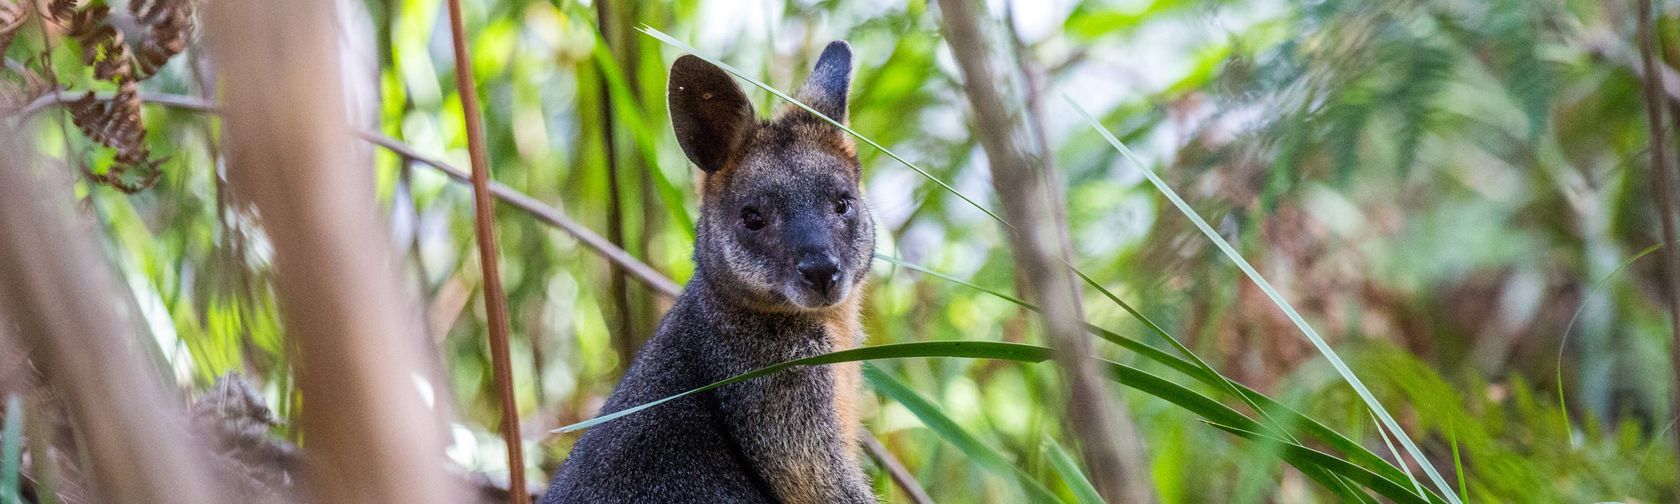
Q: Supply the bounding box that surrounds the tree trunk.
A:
[936,1,1158,502]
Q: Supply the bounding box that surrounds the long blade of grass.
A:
[555,341,1053,432]
[1450,420,1467,502]
[1200,420,1433,504]
[1097,359,1441,504]
[1043,441,1104,504]
[1371,410,1427,497]
[1555,242,1665,440]
[637,26,1010,227]
[1065,94,1462,504]
[865,364,1064,503]
[886,254,1430,495]
[1,395,21,504]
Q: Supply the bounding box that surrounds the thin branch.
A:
[441,0,528,500]
[356,130,682,298]
[1635,0,1680,498]
[8,90,681,298]
[936,0,1157,502]
[860,434,933,504]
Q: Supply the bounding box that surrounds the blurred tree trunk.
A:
[204,0,463,502]
[597,0,660,368]
[0,133,227,504]
[598,0,641,369]
[936,1,1158,502]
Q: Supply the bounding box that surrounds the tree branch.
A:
[861,434,933,504]
[936,0,1157,502]
[1634,0,1680,498]
[5,90,683,299]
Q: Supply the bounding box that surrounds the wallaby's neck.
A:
[683,267,863,352]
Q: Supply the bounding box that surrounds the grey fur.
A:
[543,41,877,504]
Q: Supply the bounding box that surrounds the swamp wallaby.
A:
[541,41,878,503]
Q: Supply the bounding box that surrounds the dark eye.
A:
[834,198,852,215]
[741,207,766,230]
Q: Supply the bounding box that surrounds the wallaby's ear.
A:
[669,55,755,173]
[793,41,853,124]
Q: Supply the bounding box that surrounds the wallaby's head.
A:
[669,41,874,312]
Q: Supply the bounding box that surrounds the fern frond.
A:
[0,0,25,57]
[129,0,192,79]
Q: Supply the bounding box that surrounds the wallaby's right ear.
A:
[669,55,755,173]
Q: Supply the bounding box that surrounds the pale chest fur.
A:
[821,292,866,465]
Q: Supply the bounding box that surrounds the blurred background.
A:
[1,0,1677,502]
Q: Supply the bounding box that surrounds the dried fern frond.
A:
[69,85,163,192]
[129,0,192,79]
[61,5,135,82]
[0,0,26,56]
[40,0,78,26]
[25,0,187,192]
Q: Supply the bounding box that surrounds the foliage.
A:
[1,0,1677,502]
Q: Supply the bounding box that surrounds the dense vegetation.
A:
[1,0,1678,502]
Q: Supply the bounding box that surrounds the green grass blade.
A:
[865,364,1065,503]
[875,254,1035,309]
[887,255,1431,495]
[1065,94,1461,504]
[1097,359,1442,504]
[1554,242,1664,441]
[1043,441,1104,504]
[637,26,1011,227]
[1450,421,1467,502]
[1370,411,1426,498]
[1,394,21,504]
[1200,420,1433,504]
[554,341,1053,432]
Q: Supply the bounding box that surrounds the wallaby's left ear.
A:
[794,40,853,124]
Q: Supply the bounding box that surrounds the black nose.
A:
[797,254,841,294]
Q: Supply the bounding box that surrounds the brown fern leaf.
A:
[39,0,80,27]
[0,0,26,57]
[129,0,191,79]
[69,84,162,192]
[60,5,135,82]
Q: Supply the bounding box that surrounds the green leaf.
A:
[554,341,1052,432]
[866,364,1065,503]
[887,255,1432,496]
[1043,440,1103,504]
[1555,242,1665,440]
[1065,94,1462,504]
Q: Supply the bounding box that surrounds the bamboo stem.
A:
[440,0,528,501]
